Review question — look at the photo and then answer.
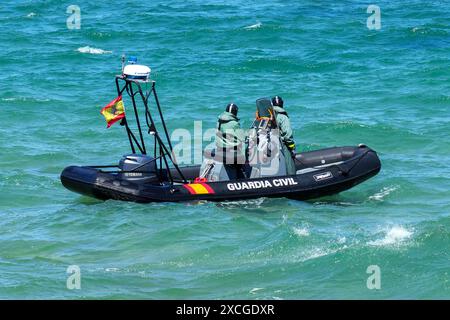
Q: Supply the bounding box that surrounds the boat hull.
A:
[61,145,381,203]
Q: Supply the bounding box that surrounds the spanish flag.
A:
[100,96,125,128]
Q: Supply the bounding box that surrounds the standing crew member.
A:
[271,96,296,175]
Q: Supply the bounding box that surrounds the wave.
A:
[244,22,262,30]
[77,46,112,55]
[368,185,399,201]
[303,247,335,261]
[368,226,413,246]
[1,97,50,102]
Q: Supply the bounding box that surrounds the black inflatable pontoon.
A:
[61,145,380,202]
[60,64,381,203]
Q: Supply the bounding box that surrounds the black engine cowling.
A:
[118,154,159,183]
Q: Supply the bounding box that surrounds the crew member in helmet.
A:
[271,96,296,175]
[215,103,246,170]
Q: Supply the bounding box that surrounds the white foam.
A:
[369,185,398,201]
[244,22,262,30]
[77,46,112,55]
[249,288,263,294]
[368,226,413,246]
[27,12,36,18]
[293,226,310,237]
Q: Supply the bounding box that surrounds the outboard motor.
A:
[118,154,159,183]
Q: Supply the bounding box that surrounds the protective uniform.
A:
[215,104,245,165]
[272,97,296,175]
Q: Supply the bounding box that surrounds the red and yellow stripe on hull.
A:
[183,182,215,195]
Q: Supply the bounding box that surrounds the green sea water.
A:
[0,0,449,299]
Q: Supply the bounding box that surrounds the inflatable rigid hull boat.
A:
[60,64,381,203]
[61,145,381,203]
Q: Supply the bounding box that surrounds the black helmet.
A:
[226,103,238,116]
[271,96,284,108]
